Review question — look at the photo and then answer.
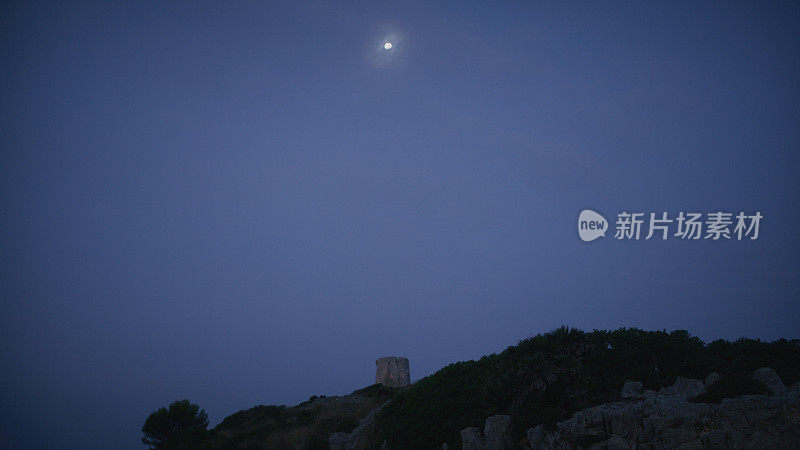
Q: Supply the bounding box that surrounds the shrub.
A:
[141,399,209,449]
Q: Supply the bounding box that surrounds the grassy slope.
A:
[204,385,396,449]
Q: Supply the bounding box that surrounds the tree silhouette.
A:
[141,399,209,449]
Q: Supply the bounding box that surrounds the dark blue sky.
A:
[1,1,799,448]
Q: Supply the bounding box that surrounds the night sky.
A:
[1,1,799,448]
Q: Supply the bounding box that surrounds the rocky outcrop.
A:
[329,432,349,450]
[484,415,513,450]
[460,415,512,450]
[329,401,389,450]
[527,425,545,448]
[375,357,410,388]
[657,376,705,399]
[461,427,484,450]
[525,368,800,450]
[753,366,788,395]
[620,381,644,399]
[704,372,720,388]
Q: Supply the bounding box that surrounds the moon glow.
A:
[384,42,392,50]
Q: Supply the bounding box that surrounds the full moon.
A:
[384,42,392,50]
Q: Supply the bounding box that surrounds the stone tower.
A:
[375,357,410,388]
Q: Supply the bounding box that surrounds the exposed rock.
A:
[484,415,512,450]
[659,376,705,398]
[753,366,788,395]
[329,432,349,450]
[328,401,389,450]
[620,381,644,399]
[460,415,515,449]
[375,357,410,388]
[525,375,800,450]
[460,427,484,450]
[705,372,720,388]
[526,425,544,449]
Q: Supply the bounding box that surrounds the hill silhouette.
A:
[142,326,800,449]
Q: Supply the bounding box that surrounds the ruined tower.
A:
[375,357,410,387]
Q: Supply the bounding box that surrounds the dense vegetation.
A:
[142,327,800,449]
[375,327,800,449]
[141,399,211,449]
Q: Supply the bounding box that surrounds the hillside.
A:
[374,327,800,448]
[146,327,800,449]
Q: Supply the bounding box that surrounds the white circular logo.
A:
[578,210,608,242]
